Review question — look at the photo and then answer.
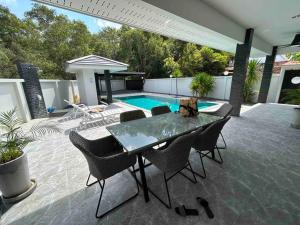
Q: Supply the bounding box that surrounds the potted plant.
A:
[0,108,60,203]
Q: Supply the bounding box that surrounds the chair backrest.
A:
[151,105,171,116]
[120,109,146,122]
[215,103,233,118]
[69,131,101,176]
[161,131,197,173]
[192,117,230,151]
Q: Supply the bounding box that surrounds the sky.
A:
[0,0,122,33]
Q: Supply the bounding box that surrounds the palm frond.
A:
[0,108,23,133]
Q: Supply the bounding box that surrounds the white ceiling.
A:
[33,0,300,56]
[201,0,300,46]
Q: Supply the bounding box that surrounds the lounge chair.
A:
[72,103,123,128]
[62,99,91,120]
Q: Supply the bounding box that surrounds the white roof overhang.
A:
[65,55,128,73]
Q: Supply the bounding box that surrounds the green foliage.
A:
[280,89,300,105]
[199,47,229,75]
[286,52,300,61]
[163,57,182,77]
[190,72,215,97]
[0,3,230,79]
[179,44,229,76]
[243,60,261,103]
[0,108,60,164]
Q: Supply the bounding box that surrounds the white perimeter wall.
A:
[0,79,126,121]
[40,80,80,109]
[0,79,31,122]
[144,75,279,102]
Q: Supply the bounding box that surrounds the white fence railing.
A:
[144,74,280,102]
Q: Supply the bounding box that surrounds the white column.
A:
[76,69,98,106]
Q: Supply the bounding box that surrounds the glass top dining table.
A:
[107,112,221,154]
[106,111,222,203]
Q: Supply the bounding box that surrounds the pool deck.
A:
[1,102,299,225]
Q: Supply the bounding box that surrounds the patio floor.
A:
[1,103,300,225]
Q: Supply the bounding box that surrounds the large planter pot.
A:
[0,152,36,203]
[291,107,300,129]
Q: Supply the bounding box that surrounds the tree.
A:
[0,3,231,80]
[180,43,202,76]
[286,52,300,61]
[163,57,182,76]
[243,60,261,103]
[199,47,229,75]
[91,27,121,59]
[190,72,215,98]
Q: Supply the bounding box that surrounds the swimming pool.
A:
[115,95,217,112]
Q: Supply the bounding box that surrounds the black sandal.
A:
[175,205,199,217]
[196,197,214,219]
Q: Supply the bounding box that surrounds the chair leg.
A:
[204,147,223,164]
[164,173,172,209]
[86,173,98,187]
[216,146,223,164]
[187,161,197,183]
[218,132,227,149]
[178,161,198,184]
[195,152,207,179]
[95,169,139,219]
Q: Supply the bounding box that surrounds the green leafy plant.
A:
[280,89,300,105]
[0,108,60,164]
[243,59,261,103]
[190,72,215,98]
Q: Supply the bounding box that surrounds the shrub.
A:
[280,89,300,105]
[190,72,215,98]
[243,60,261,103]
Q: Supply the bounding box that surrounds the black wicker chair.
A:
[143,131,198,208]
[69,131,139,218]
[151,106,171,116]
[120,109,146,122]
[191,117,231,178]
[204,103,233,149]
[150,106,173,148]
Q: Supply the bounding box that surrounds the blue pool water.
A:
[115,95,217,112]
